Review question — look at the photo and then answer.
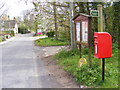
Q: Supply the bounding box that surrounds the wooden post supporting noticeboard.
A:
[88,17,92,67]
[80,21,82,58]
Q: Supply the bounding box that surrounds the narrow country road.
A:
[0,33,62,88]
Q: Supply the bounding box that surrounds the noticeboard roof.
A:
[73,13,91,21]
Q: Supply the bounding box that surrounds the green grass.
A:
[54,43,118,88]
[33,34,46,37]
[0,37,2,42]
[35,37,69,46]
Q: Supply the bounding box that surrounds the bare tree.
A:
[0,2,8,17]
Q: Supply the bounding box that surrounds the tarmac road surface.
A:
[0,33,62,88]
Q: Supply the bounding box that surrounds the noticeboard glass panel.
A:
[82,21,88,42]
[76,22,80,42]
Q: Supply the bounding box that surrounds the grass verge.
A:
[35,37,69,46]
[54,43,118,88]
[33,34,46,37]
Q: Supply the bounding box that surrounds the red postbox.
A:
[94,32,112,59]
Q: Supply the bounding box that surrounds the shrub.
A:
[0,37,2,42]
[46,31,55,37]
[37,32,42,35]
[59,29,70,41]
[2,36,6,41]
[9,30,14,36]
[1,30,14,37]
[18,26,28,34]
[76,64,102,86]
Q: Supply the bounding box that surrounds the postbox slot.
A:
[94,41,98,44]
[94,36,98,38]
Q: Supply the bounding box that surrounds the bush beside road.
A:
[0,31,15,42]
[0,37,2,42]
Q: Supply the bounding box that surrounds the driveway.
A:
[0,33,62,88]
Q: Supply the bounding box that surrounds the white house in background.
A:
[13,22,18,34]
[0,20,4,31]
[0,20,18,34]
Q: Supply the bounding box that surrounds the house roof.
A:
[73,13,91,20]
[4,20,17,28]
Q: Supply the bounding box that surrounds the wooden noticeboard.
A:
[73,13,92,66]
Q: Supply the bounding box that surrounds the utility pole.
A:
[69,0,76,49]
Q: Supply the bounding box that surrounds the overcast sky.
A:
[1,0,34,18]
[0,0,118,19]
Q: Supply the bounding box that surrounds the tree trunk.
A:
[69,2,76,49]
[53,2,58,40]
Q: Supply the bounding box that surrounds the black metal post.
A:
[102,58,105,81]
